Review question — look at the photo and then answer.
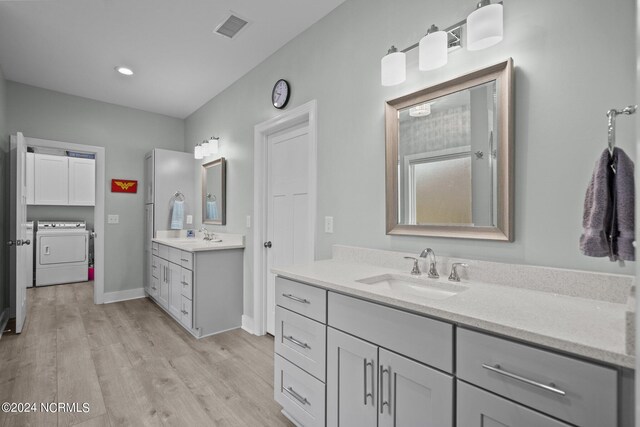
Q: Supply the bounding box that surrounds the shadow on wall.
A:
[0,136,8,320]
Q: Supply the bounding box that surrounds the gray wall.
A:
[0,66,8,317]
[185,0,637,319]
[7,82,185,294]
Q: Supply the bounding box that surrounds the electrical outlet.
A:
[246,215,251,228]
[324,216,334,233]
[107,214,119,224]
[186,215,193,225]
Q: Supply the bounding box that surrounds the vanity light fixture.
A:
[208,137,220,154]
[419,25,448,71]
[194,144,204,160]
[114,66,134,76]
[380,0,504,86]
[201,139,212,156]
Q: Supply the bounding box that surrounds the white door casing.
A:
[253,100,317,336]
[9,132,28,333]
[266,125,313,334]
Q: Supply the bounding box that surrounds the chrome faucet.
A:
[419,248,439,279]
[199,226,214,241]
[404,257,421,276]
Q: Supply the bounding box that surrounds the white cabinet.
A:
[68,157,95,205]
[157,258,169,309]
[168,261,182,319]
[34,153,69,205]
[28,153,95,206]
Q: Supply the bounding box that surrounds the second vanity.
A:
[147,232,244,338]
[272,246,635,427]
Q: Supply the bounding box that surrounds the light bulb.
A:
[467,2,503,51]
[381,46,406,86]
[201,140,211,156]
[194,145,203,160]
[208,137,219,154]
[419,26,448,71]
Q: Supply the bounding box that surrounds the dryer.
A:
[35,221,89,286]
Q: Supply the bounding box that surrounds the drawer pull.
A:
[282,293,310,304]
[181,310,188,315]
[181,281,189,286]
[151,286,157,290]
[152,265,157,269]
[363,359,374,405]
[283,386,309,405]
[283,335,310,349]
[181,258,189,262]
[482,364,566,396]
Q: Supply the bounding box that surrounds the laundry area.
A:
[26,145,95,288]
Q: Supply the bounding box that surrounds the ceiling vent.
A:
[214,14,249,39]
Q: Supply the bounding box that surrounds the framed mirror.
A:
[202,157,226,225]
[385,59,513,241]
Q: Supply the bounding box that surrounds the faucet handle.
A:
[404,257,421,276]
[448,263,469,282]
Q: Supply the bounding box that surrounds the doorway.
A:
[253,100,317,336]
[9,134,106,333]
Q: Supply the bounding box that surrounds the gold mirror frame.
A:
[385,58,514,241]
[202,157,226,225]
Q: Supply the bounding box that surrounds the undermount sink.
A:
[356,274,467,300]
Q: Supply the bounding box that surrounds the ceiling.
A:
[0,0,345,118]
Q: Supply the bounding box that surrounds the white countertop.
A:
[273,259,634,369]
[153,233,245,252]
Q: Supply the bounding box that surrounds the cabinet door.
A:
[327,327,377,427]
[34,154,69,205]
[457,381,571,427]
[168,262,182,318]
[68,157,95,205]
[144,153,154,204]
[158,259,169,309]
[378,348,453,427]
[26,152,35,204]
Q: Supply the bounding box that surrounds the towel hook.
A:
[173,191,185,202]
[607,105,637,156]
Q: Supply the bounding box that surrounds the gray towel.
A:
[580,148,635,261]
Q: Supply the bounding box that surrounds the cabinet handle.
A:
[283,386,308,405]
[181,281,189,286]
[363,359,374,405]
[283,335,310,350]
[181,310,188,315]
[282,294,310,304]
[181,258,189,262]
[379,366,391,414]
[481,364,566,396]
[151,286,157,290]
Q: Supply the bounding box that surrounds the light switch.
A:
[246,215,251,228]
[186,215,193,225]
[107,214,119,224]
[324,216,334,233]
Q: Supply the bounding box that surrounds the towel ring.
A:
[206,193,217,201]
[173,191,185,202]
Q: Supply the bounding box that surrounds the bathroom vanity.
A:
[147,233,244,338]
[272,246,634,427]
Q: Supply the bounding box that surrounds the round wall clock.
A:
[272,79,290,109]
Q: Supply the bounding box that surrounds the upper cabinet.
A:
[28,153,95,206]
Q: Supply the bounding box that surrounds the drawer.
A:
[457,381,571,427]
[169,247,182,265]
[158,244,169,261]
[328,292,453,372]
[151,242,159,255]
[274,354,325,427]
[151,256,160,279]
[275,277,327,323]
[180,296,192,329]
[149,276,159,300]
[275,307,327,381]
[180,251,193,270]
[180,268,193,300]
[456,328,617,427]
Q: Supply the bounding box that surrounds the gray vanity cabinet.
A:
[327,327,453,427]
[326,327,378,427]
[457,381,570,427]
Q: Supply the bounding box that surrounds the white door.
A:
[9,132,29,333]
[266,124,314,335]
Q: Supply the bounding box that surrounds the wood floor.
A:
[0,282,292,427]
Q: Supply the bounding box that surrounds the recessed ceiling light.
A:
[115,66,134,76]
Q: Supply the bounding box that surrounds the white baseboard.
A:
[241,315,254,334]
[103,287,146,304]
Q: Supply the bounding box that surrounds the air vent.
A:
[214,14,249,39]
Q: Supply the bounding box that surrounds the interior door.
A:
[378,348,454,427]
[266,124,313,334]
[326,327,378,427]
[9,132,29,333]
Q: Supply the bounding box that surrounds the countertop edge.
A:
[152,238,245,252]
[273,268,635,369]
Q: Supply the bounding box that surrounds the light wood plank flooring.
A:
[0,282,292,427]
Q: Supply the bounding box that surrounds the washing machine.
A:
[35,221,89,286]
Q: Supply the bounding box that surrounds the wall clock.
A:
[272,79,290,109]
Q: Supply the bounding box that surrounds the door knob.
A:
[6,240,14,246]
[23,240,31,246]
[264,241,272,248]
[15,240,23,246]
